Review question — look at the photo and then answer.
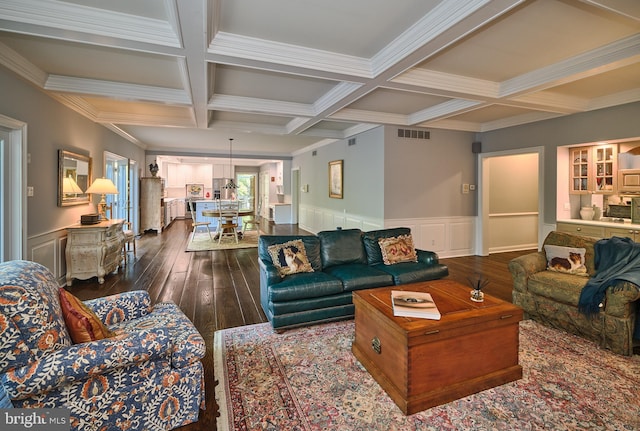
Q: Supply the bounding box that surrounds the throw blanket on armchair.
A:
[578,236,640,338]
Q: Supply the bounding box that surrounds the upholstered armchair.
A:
[0,260,206,431]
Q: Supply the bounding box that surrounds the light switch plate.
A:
[462,184,470,194]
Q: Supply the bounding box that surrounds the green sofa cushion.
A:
[323,264,393,291]
[317,229,367,268]
[267,271,343,302]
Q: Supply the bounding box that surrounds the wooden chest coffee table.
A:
[352,279,523,415]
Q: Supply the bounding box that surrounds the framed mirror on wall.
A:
[58,150,92,207]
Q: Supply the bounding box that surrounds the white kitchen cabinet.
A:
[213,164,233,179]
[167,163,213,187]
[269,203,291,224]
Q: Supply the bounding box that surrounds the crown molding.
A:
[209,94,314,117]
[329,108,409,126]
[500,34,640,97]
[209,32,372,78]
[313,82,363,114]
[45,75,191,105]
[0,0,181,48]
[587,88,640,111]
[422,119,481,132]
[95,111,195,128]
[480,111,564,132]
[101,124,148,149]
[49,94,99,121]
[0,42,47,87]
[391,68,499,99]
[409,99,482,125]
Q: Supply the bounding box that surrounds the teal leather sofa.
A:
[259,227,449,329]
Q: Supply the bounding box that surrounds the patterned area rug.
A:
[214,319,640,431]
[185,230,259,251]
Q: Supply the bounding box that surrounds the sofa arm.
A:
[416,249,439,265]
[2,328,172,400]
[259,258,282,286]
[509,252,548,293]
[604,281,640,318]
[84,290,152,325]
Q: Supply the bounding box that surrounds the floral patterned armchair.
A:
[0,260,206,431]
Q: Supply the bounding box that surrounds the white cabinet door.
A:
[194,164,213,184]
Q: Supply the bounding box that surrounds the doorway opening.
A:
[104,152,139,233]
[0,116,27,261]
[477,147,544,255]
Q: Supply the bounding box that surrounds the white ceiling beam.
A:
[0,0,181,48]
[208,32,373,78]
[500,34,640,97]
[209,94,315,117]
[45,75,192,105]
[176,0,209,128]
[390,69,500,99]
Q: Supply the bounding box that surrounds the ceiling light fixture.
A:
[224,138,237,190]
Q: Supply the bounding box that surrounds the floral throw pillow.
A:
[544,245,588,276]
[379,234,418,265]
[59,288,115,343]
[268,239,314,277]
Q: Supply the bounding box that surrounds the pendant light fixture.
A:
[224,138,237,189]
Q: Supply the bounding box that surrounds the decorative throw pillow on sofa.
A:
[268,239,314,277]
[544,244,588,276]
[379,234,418,265]
[59,288,115,343]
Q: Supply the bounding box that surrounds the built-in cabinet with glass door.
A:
[569,144,617,194]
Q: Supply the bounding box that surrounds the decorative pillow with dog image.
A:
[379,234,418,265]
[268,239,314,277]
[544,244,588,276]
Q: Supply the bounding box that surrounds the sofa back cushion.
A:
[259,235,322,271]
[317,229,366,269]
[543,231,598,276]
[0,260,72,374]
[363,227,413,266]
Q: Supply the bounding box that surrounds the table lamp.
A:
[85,177,118,220]
[62,176,83,195]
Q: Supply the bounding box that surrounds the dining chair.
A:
[216,200,240,244]
[243,201,261,233]
[189,199,213,240]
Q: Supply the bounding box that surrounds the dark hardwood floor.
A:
[70,218,533,430]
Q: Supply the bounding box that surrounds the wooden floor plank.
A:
[73,218,529,431]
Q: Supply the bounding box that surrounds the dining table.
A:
[201,209,255,239]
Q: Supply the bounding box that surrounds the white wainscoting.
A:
[27,228,69,285]
[298,205,384,234]
[298,204,476,258]
[385,216,476,258]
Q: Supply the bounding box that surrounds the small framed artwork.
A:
[329,160,343,199]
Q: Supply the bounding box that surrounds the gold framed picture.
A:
[329,160,343,199]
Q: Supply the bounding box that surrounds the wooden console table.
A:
[65,219,125,286]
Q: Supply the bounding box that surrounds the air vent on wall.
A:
[348,138,356,146]
[397,128,430,140]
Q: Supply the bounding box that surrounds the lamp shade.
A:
[62,176,83,194]
[85,178,119,195]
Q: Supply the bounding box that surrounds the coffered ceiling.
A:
[0,0,638,159]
